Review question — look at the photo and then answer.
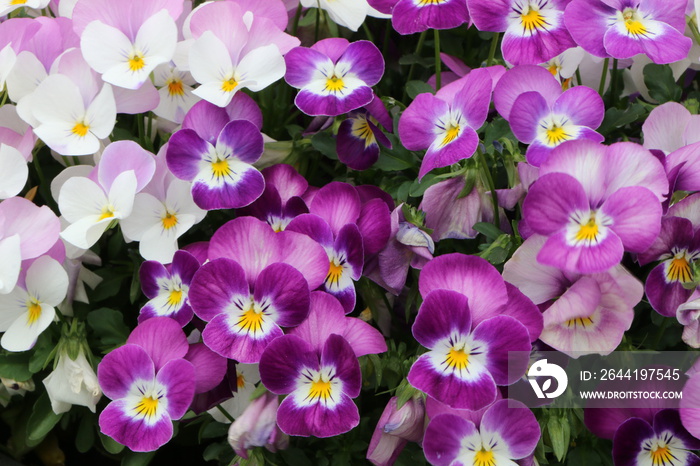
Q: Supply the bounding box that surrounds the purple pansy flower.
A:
[399,69,492,179]
[259,334,361,438]
[97,318,196,452]
[166,118,265,211]
[680,372,700,441]
[284,38,384,117]
[613,409,700,466]
[407,289,531,410]
[468,0,576,65]
[423,400,540,466]
[391,0,470,35]
[138,250,200,326]
[494,65,605,167]
[564,0,691,64]
[638,217,700,317]
[188,257,310,363]
[336,106,392,171]
[523,140,667,274]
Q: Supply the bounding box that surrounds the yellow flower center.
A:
[167,80,185,97]
[128,53,146,72]
[474,449,496,466]
[650,445,673,466]
[441,124,460,147]
[351,119,376,148]
[167,289,183,307]
[622,8,647,35]
[308,378,332,401]
[575,216,599,242]
[236,374,246,389]
[236,308,264,334]
[417,0,447,4]
[99,207,115,221]
[26,300,42,325]
[72,122,90,137]
[162,212,178,230]
[10,0,27,5]
[445,347,469,371]
[545,125,571,146]
[325,75,345,93]
[134,396,159,418]
[565,316,595,328]
[548,64,559,75]
[326,261,343,286]
[212,159,232,178]
[221,77,238,93]
[521,8,546,32]
[667,255,693,283]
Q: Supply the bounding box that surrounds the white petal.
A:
[319,0,368,31]
[101,61,153,91]
[237,45,285,92]
[26,256,69,307]
[60,216,111,250]
[1,303,55,352]
[58,0,78,17]
[6,51,46,103]
[27,74,85,126]
[84,83,117,139]
[0,44,17,91]
[0,144,28,199]
[139,228,179,263]
[58,177,108,222]
[80,20,134,75]
[34,123,101,156]
[120,193,164,241]
[0,235,21,294]
[189,31,233,86]
[50,165,94,205]
[166,179,206,222]
[191,81,236,107]
[134,9,177,71]
[0,285,28,329]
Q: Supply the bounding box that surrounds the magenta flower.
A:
[423,400,540,466]
[399,69,492,179]
[468,0,576,65]
[284,38,384,116]
[681,373,700,441]
[523,140,667,274]
[336,104,392,171]
[97,318,196,452]
[259,334,361,438]
[564,0,691,64]
[392,0,469,35]
[613,410,700,466]
[494,65,604,166]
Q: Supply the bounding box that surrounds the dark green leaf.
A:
[75,412,95,453]
[87,308,130,352]
[405,80,434,100]
[644,64,682,103]
[0,352,32,381]
[99,432,125,454]
[29,331,54,373]
[26,392,63,445]
[311,131,338,160]
[121,451,156,466]
[597,104,647,135]
[472,222,504,241]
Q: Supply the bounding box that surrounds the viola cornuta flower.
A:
[399,69,492,179]
[564,0,691,64]
[613,409,700,466]
[407,289,531,410]
[336,107,392,171]
[523,140,667,274]
[284,38,384,117]
[259,333,362,437]
[468,0,576,65]
[423,399,540,466]
[494,65,605,166]
[391,0,470,35]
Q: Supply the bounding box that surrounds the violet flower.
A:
[390,0,470,35]
[284,38,384,117]
[259,334,362,438]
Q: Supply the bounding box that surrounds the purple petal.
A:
[523,173,589,234]
[184,343,227,394]
[398,93,449,151]
[189,258,249,322]
[226,92,263,130]
[667,142,700,193]
[170,250,200,285]
[139,260,169,299]
[99,400,173,452]
[480,399,540,459]
[284,46,334,88]
[337,41,384,86]
[97,344,155,400]
[311,38,349,63]
[156,358,196,419]
[553,86,605,129]
[563,0,613,58]
[286,214,334,247]
[254,262,310,327]
[612,417,654,466]
[452,68,492,131]
[336,118,380,171]
[472,316,531,385]
[495,283,544,342]
[654,409,700,450]
[126,317,189,372]
[420,126,478,179]
[391,0,469,35]
[261,164,308,202]
[646,265,693,317]
[295,86,375,117]
[216,120,264,164]
[419,253,508,324]
[98,141,156,193]
[493,65,561,120]
[166,129,210,181]
[412,289,472,349]
[191,163,265,210]
[310,182,361,236]
[509,92,550,144]
[259,334,318,394]
[321,334,361,397]
[642,102,691,153]
[182,100,230,145]
[357,198,391,255]
[502,14,576,65]
[274,229,332,290]
[537,229,624,274]
[601,186,662,252]
[202,312,283,363]
[335,224,364,280]
[276,392,359,437]
[423,414,477,466]
[209,217,277,283]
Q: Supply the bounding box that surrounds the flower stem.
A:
[477,148,500,231]
[688,17,700,47]
[434,29,441,91]
[486,33,500,66]
[215,405,235,423]
[363,22,374,43]
[598,57,609,96]
[314,5,321,43]
[291,3,303,37]
[406,31,427,85]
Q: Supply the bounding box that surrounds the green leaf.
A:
[29,331,55,373]
[203,442,230,462]
[0,352,32,381]
[472,222,504,241]
[408,173,440,198]
[26,392,63,445]
[75,412,95,453]
[567,447,601,466]
[597,104,646,135]
[644,64,682,103]
[311,131,338,160]
[398,54,433,67]
[405,80,434,100]
[99,432,126,454]
[547,415,570,462]
[200,421,229,439]
[121,451,156,466]
[87,308,130,352]
[280,447,312,466]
